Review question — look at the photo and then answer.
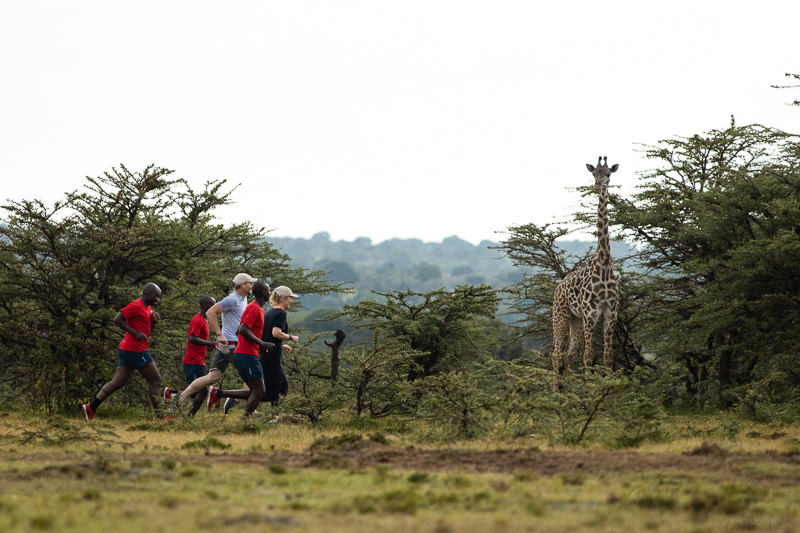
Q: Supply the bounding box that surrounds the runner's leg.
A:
[217,388,253,400]
[180,369,220,401]
[242,378,266,415]
[96,365,135,401]
[136,362,163,411]
[190,382,211,416]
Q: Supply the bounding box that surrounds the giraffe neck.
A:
[594,183,612,268]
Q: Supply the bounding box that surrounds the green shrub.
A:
[181,436,231,450]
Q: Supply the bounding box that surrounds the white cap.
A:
[232,273,258,285]
[273,286,299,299]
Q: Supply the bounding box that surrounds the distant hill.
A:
[266,233,634,311]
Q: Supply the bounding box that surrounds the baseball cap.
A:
[273,286,299,299]
[232,273,258,285]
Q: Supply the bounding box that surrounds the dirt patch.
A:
[223,514,295,527]
[8,442,800,478]
[200,442,800,476]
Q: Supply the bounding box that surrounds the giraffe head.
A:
[586,156,618,191]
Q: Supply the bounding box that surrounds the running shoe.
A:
[207,386,221,412]
[82,404,96,421]
[223,397,238,415]
[163,387,178,407]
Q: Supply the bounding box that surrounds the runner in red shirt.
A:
[207,281,274,418]
[82,283,164,420]
[163,296,216,407]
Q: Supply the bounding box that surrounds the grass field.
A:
[1,410,799,532]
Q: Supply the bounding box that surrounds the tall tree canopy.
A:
[611,122,800,403]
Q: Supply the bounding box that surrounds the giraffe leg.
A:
[603,313,616,374]
[582,314,597,370]
[566,316,583,378]
[551,308,570,375]
[551,289,571,392]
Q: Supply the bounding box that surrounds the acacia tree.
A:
[609,122,800,404]
[0,165,343,412]
[339,334,420,416]
[326,285,499,381]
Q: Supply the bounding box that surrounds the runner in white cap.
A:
[176,273,257,416]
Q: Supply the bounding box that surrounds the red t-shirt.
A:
[183,313,209,365]
[234,301,264,356]
[118,298,153,351]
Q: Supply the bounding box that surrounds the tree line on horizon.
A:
[266,232,633,310]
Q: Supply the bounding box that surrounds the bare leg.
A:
[218,378,265,415]
[190,386,208,416]
[181,369,222,401]
[217,389,252,400]
[96,366,135,401]
[136,362,163,411]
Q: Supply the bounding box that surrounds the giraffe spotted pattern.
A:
[551,157,619,380]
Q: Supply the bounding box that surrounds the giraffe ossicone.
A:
[551,157,619,384]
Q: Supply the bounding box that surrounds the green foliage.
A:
[338,335,418,417]
[0,165,343,412]
[181,436,231,450]
[606,369,669,448]
[609,122,800,404]
[268,463,288,474]
[327,286,499,380]
[727,371,800,423]
[315,259,360,283]
[412,262,442,282]
[532,373,629,444]
[16,416,140,448]
[346,488,421,515]
[496,361,667,445]
[686,483,763,515]
[416,369,497,439]
[282,333,344,425]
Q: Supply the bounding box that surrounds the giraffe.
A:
[551,156,619,381]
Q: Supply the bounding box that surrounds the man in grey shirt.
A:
[178,273,256,416]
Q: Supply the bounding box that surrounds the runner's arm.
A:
[272,327,298,343]
[189,334,216,347]
[113,312,146,343]
[205,303,225,338]
[237,323,275,351]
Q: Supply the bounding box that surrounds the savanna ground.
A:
[1,409,800,533]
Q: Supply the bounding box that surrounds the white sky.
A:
[1,1,798,245]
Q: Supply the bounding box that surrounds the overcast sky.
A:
[1,1,798,245]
